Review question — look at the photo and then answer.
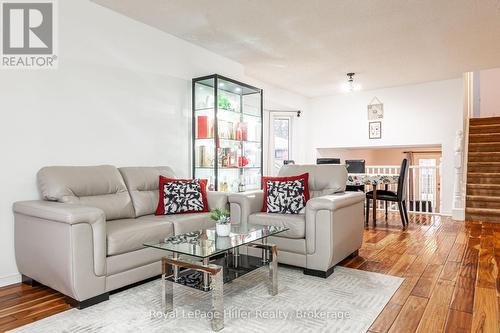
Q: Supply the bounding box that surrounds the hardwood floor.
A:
[341,212,499,333]
[0,212,497,332]
[0,283,70,332]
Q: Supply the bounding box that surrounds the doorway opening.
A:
[317,145,442,213]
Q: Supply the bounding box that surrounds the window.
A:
[418,158,437,202]
[270,115,292,175]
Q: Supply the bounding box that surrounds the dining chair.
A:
[365,159,409,227]
[345,159,365,192]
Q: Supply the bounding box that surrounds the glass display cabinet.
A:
[192,74,263,192]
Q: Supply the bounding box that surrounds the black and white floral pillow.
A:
[263,173,309,214]
[156,177,208,215]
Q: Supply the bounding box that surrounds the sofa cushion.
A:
[165,213,215,235]
[248,212,305,239]
[278,164,347,197]
[107,215,174,256]
[119,167,176,217]
[37,165,135,221]
[106,213,216,256]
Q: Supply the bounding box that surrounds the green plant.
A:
[209,208,230,224]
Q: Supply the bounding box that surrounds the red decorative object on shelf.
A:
[238,156,249,167]
[197,116,208,139]
[238,122,248,141]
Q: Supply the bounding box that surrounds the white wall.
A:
[0,0,307,286]
[478,68,500,118]
[305,79,464,214]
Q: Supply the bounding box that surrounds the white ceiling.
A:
[93,0,500,97]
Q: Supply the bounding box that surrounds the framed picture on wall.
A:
[367,103,384,120]
[369,121,382,139]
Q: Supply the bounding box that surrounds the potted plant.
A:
[210,208,231,237]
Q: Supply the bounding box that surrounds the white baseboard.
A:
[451,208,465,221]
[0,273,21,287]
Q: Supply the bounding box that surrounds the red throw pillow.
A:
[261,173,310,214]
[155,176,209,215]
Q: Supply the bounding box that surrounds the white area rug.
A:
[11,266,403,333]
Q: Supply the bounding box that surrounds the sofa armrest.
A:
[228,190,264,225]
[306,192,365,212]
[13,200,107,301]
[206,191,228,211]
[304,192,365,271]
[13,200,106,225]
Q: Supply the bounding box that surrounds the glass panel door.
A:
[194,78,216,190]
[269,114,292,176]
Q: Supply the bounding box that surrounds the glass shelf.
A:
[195,167,261,170]
[193,74,263,193]
[195,107,261,119]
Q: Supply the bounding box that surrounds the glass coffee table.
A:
[144,224,288,331]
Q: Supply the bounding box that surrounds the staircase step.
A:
[470,116,500,126]
[468,152,500,162]
[467,162,500,173]
[466,207,500,223]
[469,124,500,134]
[468,142,500,152]
[468,133,500,143]
[467,172,500,184]
[465,212,500,223]
[466,196,500,209]
[467,184,500,196]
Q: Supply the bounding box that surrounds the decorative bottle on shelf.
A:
[238,175,246,192]
[220,177,229,192]
[208,176,215,191]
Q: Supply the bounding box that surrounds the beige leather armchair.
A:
[229,164,365,277]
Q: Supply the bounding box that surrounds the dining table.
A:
[347,173,400,225]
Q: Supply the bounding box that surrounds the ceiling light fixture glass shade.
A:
[342,72,361,93]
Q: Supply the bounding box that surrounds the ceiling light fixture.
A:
[342,73,362,93]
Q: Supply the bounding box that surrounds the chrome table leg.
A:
[211,268,224,331]
[232,247,239,268]
[161,258,174,313]
[203,258,210,291]
[172,252,180,282]
[268,244,278,296]
[262,238,269,263]
[247,242,279,296]
[163,256,224,331]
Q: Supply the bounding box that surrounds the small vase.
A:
[216,223,231,237]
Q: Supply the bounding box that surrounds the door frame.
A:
[267,112,294,176]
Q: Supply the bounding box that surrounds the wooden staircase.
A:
[466,116,500,222]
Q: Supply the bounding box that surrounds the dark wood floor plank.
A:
[415,279,455,333]
[387,295,428,333]
[444,309,473,333]
[450,236,480,313]
[369,302,402,333]
[411,264,443,298]
[440,261,461,282]
[471,287,499,333]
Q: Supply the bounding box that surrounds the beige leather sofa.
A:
[13,165,227,308]
[229,164,365,278]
